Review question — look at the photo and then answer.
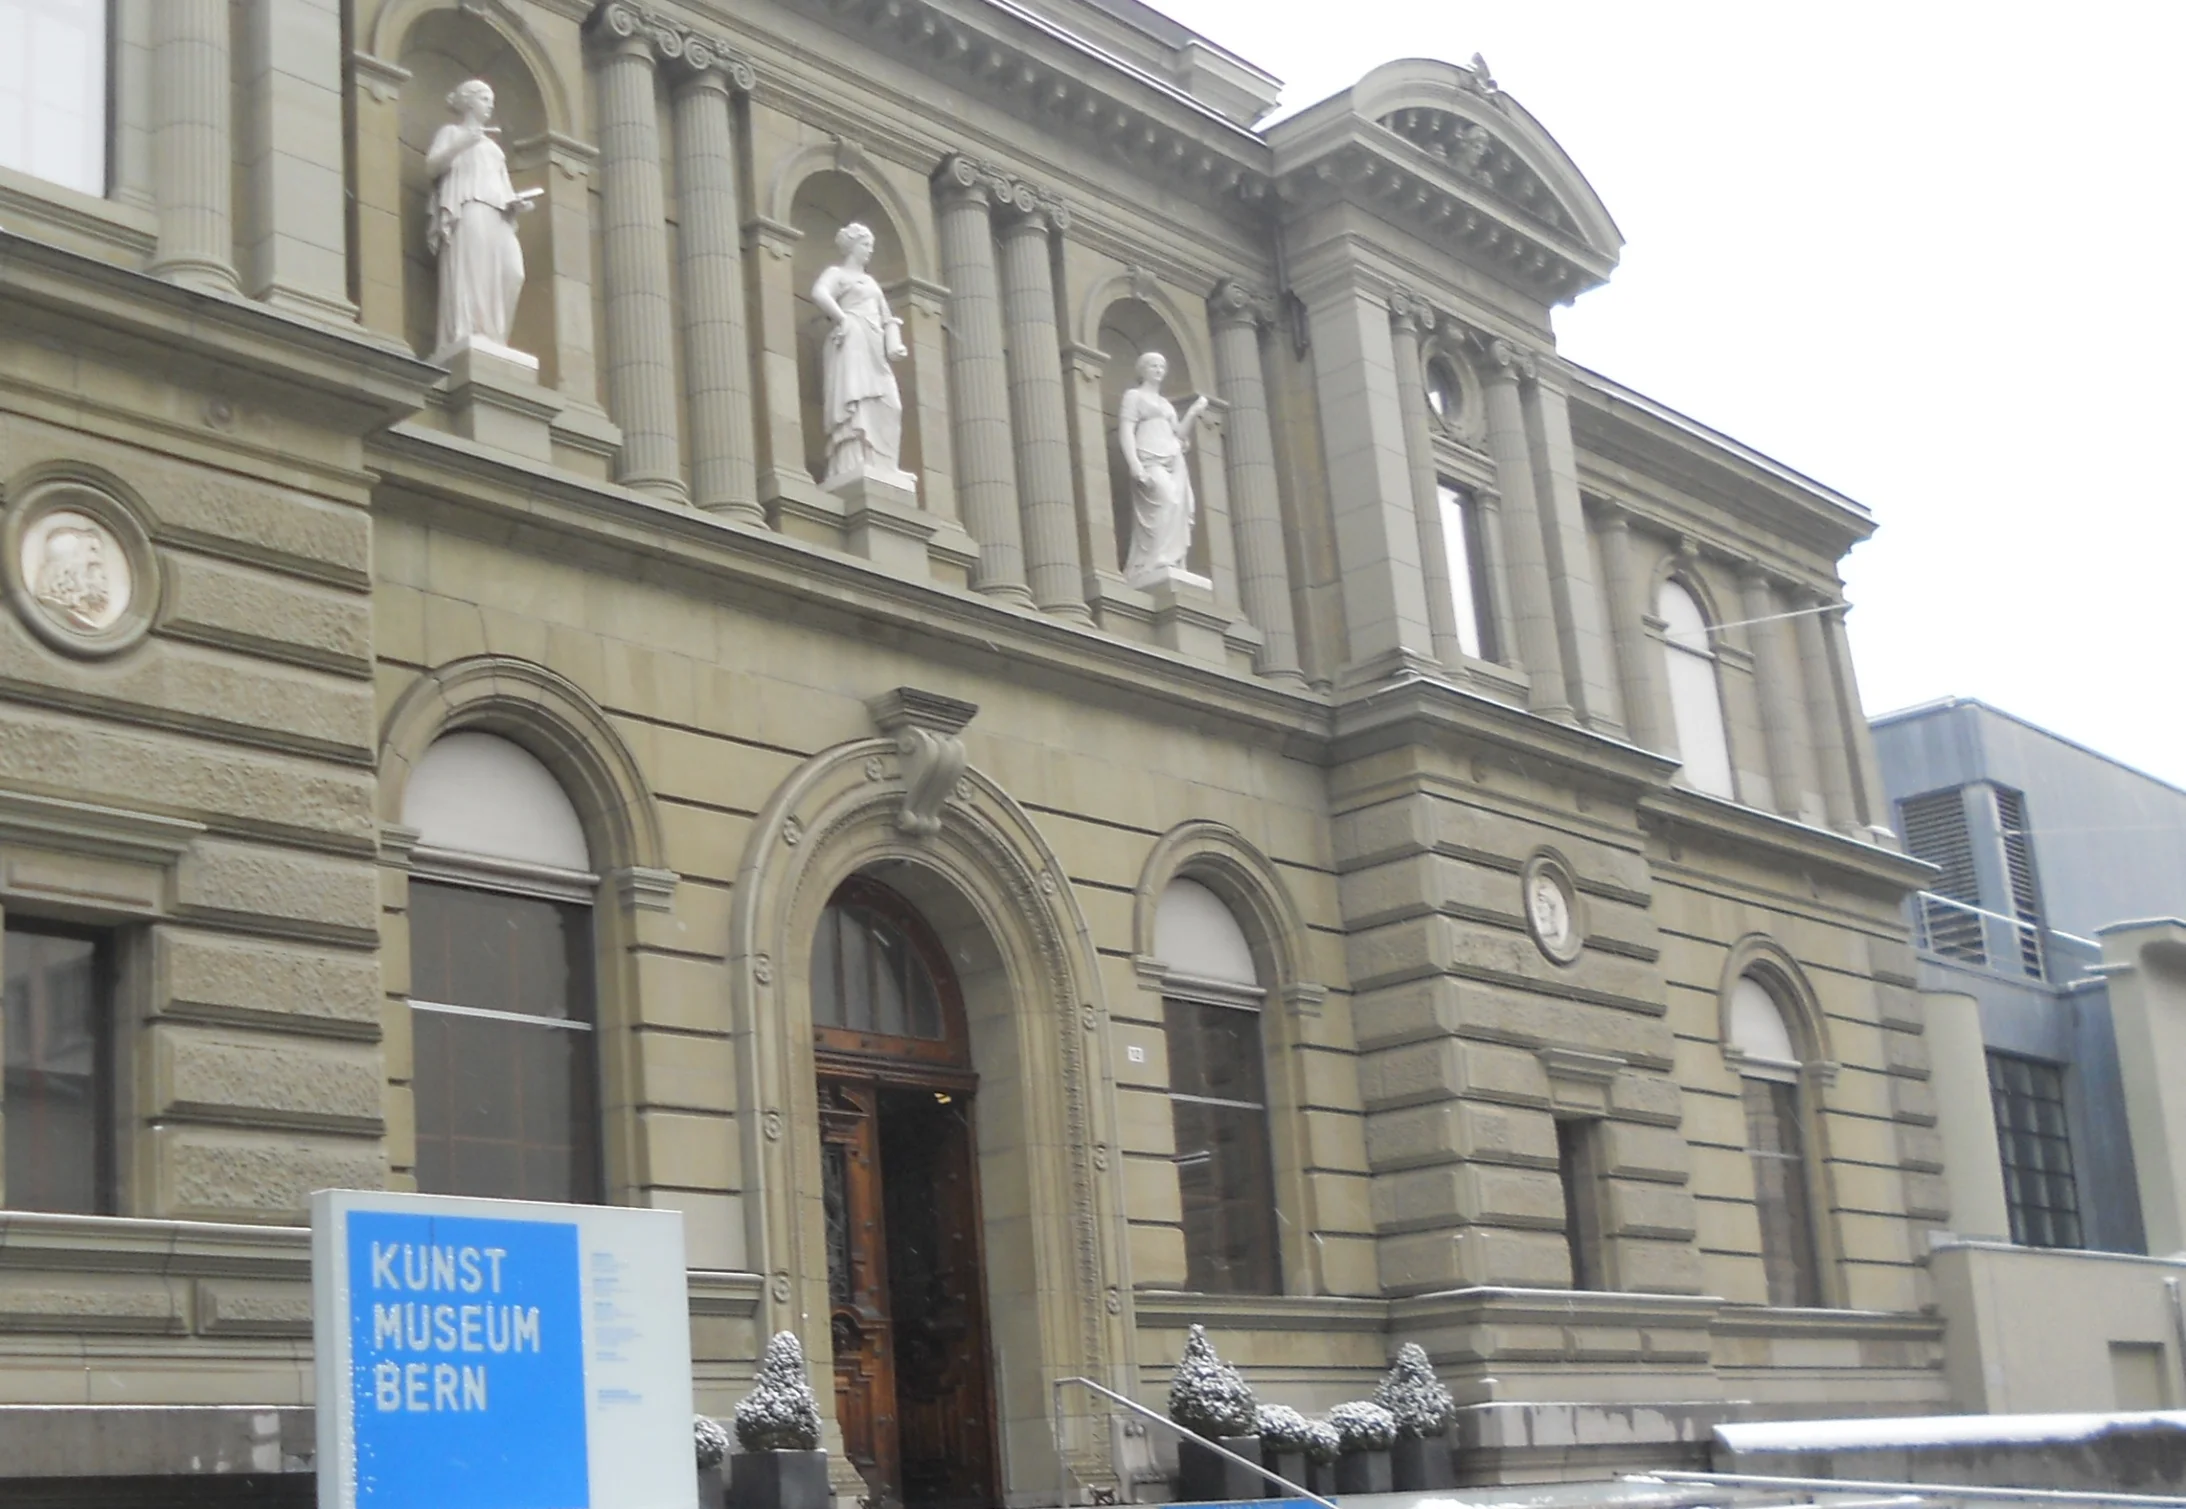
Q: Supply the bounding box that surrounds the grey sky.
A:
[1156,0,2186,788]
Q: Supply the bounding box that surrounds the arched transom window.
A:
[1157,878,1280,1295]
[1730,972,1822,1308]
[402,732,601,1204]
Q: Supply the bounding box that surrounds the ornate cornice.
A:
[586,2,756,89]
[932,152,1071,230]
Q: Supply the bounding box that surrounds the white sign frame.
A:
[313,1188,696,1509]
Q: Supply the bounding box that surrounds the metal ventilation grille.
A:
[1899,788,1985,964]
[1994,787,2048,979]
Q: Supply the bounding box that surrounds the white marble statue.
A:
[425,80,537,362]
[1118,351,1208,587]
[812,222,910,487]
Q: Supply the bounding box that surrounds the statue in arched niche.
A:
[1118,351,1208,587]
[425,79,538,362]
[812,222,912,489]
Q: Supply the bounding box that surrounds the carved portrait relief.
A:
[4,477,160,657]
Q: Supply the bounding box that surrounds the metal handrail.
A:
[1052,1375,1340,1509]
[1638,1470,2186,1506]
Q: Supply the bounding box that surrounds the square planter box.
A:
[728,1448,830,1509]
[1268,1450,1335,1498]
[1333,1447,1392,1495]
[1391,1433,1456,1491]
[1177,1434,1267,1502]
[697,1462,725,1509]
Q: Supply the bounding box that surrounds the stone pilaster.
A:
[1475,338,1569,716]
[238,0,353,321]
[1822,601,1895,840]
[1389,292,1465,670]
[997,205,1091,623]
[1524,374,1623,735]
[1739,565,1821,822]
[1207,281,1304,685]
[1596,504,1671,754]
[932,158,1031,604]
[669,51,762,523]
[1471,486,1519,667]
[151,0,240,294]
[589,11,685,501]
[1791,588,1859,833]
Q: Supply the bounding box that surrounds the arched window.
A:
[1156,878,1280,1295]
[402,732,601,1203]
[808,875,966,1067]
[1729,973,1822,1307]
[1657,579,1735,799]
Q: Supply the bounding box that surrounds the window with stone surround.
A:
[1437,480,1498,663]
[402,732,602,1204]
[0,0,105,197]
[1556,1116,1608,1290]
[1729,971,1823,1307]
[1,920,114,1213]
[1657,578,1736,800]
[1157,877,1281,1295]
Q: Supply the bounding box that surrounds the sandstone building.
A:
[0,0,1946,1500]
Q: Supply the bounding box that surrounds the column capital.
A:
[1387,287,1439,337]
[1472,332,1537,383]
[589,2,754,87]
[933,152,1070,229]
[1207,277,1273,331]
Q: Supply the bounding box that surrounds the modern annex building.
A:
[0,0,1947,1501]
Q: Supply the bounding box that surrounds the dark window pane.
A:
[3,927,109,1213]
[811,898,952,1045]
[1166,998,1280,1295]
[812,907,842,1028]
[1987,1052,2080,1249]
[1558,1119,1604,1290]
[1742,1077,1821,1307]
[409,885,599,1204]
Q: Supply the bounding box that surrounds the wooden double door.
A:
[818,1065,998,1509]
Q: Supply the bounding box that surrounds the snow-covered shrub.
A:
[1298,1416,1341,1466]
[1372,1343,1454,1438]
[1167,1323,1257,1438]
[734,1331,823,1452]
[1326,1400,1397,1454]
[1255,1404,1312,1452]
[695,1414,731,1469]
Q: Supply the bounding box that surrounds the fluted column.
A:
[669,53,761,522]
[1476,339,1569,716]
[590,16,684,500]
[932,160,1030,604]
[1791,588,1859,833]
[1597,505,1671,753]
[1741,565,1821,820]
[996,205,1089,622]
[1207,281,1303,685]
[1823,602,1893,838]
[151,0,239,292]
[1389,292,1465,669]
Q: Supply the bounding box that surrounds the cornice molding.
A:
[1640,785,1934,896]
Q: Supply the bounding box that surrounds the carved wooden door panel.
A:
[819,1077,898,1504]
[881,1088,998,1509]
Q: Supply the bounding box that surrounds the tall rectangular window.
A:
[0,0,106,196]
[2,921,113,1213]
[1556,1117,1607,1290]
[1436,482,1497,663]
[1166,996,1280,1295]
[1742,1076,1821,1307]
[1988,1051,2081,1249]
[408,880,601,1204]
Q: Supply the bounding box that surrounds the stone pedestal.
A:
[438,339,559,464]
[826,469,935,581]
[1144,568,1229,664]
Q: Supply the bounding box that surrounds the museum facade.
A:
[0,0,1947,1499]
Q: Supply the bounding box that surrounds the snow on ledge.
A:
[1716,1411,2186,1454]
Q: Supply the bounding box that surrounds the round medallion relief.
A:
[1522,851,1584,965]
[4,478,159,657]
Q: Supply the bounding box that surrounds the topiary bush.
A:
[695,1414,731,1469]
[1326,1400,1397,1454]
[1255,1404,1311,1453]
[1372,1343,1454,1439]
[1298,1416,1341,1466]
[1167,1323,1257,1439]
[734,1331,823,1452]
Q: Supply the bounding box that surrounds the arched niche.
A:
[788,171,919,485]
[1098,297,1209,578]
[396,9,554,368]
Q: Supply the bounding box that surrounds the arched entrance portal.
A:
[811,874,997,1509]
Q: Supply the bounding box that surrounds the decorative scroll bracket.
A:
[865,687,979,837]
